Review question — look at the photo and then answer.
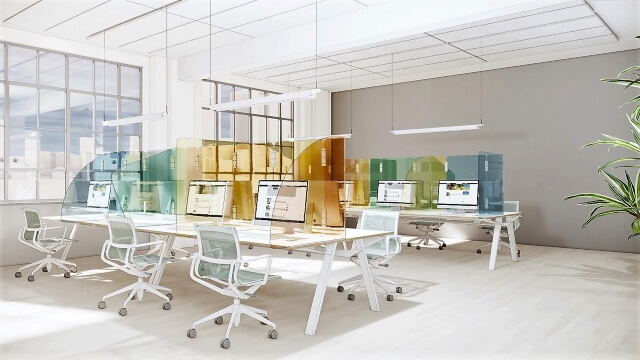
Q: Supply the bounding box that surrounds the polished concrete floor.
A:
[1,239,638,359]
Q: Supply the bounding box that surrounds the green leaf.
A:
[582,209,629,228]
[616,66,640,77]
[632,218,640,234]
[602,78,640,90]
[597,157,640,172]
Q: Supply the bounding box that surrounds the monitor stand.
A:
[282,227,295,234]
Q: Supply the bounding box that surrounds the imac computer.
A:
[186,180,233,218]
[254,180,309,234]
[86,181,112,209]
[437,180,479,213]
[377,180,417,210]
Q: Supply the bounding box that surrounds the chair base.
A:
[407,234,446,249]
[477,240,520,256]
[339,272,401,297]
[102,277,171,311]
[192,298,276,340]
[18,254,76,276]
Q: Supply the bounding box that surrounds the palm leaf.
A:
[597,157,640,172]
[601,78,640,90]
[582,209,629,228]
[616,66,640,77]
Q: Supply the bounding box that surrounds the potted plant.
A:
[565,66,640,239]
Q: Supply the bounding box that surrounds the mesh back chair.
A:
[477,201,521,257]
[187,225,280,349]
[337,210,402,302]
[98,217,174,316]
[406,220,446,250]
[15,208,77,282]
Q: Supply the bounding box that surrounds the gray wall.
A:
[333,49,640,254]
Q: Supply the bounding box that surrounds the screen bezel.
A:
[436,180,479,207]
[186,180,230,218]
[376,180,417,206]
[254,180,309,225]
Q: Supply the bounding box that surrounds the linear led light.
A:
[207,89,321,112]
[103,112,169,127]
[391,124,483,135]
[286,133,352,141]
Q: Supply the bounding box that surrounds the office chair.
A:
[98,217,174,316]
[14,208,77,282]
[477,200,521,257]
[337,210,402,302]
[406,220,446,250]
[187,225,280,349]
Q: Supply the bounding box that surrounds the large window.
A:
[0,43,142,201]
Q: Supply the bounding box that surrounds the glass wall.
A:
[0,42,142,201]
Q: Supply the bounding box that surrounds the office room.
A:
[0,0,638,359]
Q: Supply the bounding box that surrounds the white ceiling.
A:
[1,0,638,93]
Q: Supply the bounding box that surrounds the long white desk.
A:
[48,214,391,336]
[344,208,522,270]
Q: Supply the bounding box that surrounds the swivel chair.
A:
[406,220,446,250]
[337,210,402,302]
[15,208,77,281]
[187,225,279,349]
[477,200,521,257]
[98,217,174,316]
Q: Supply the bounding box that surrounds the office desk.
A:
[47,214,391,336]
[344,208,522,270]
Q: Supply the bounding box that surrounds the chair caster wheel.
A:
[387,294,394,301]
[70,266,77,273]
[477,249,482,254]
[347,294,355,301]
[215,316,223,325]
[15,272,21,278]
[64,272,71,278]
[187,328,197,338]
[337,285,344,292]
[306,253,311,257]
[220,338,230,349]
[288,250,293,254]
[442,243,446,247]
[260,316,269,325]
[517,250,521,257]
[166,293,173,300]
[163,302,171,310]
[42,267,48,272]
[396,287,402,294]
[98,301,106,309]
[248,245,253,250]
[438,245,443,250]
[407,243,412,247]
[170,251,176,257]
[416,246,421,250]
[28,275,35,282]
[119,308,127,316]
[268,329,278,339]
[185,253,191,258]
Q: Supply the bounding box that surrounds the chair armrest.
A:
[235,255,273,285]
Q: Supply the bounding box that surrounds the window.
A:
[0,42,142,201]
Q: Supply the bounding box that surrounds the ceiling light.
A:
[104,112,169,127]
[286,134,352,141]
[207,89,321,112]
[391,124,484,135]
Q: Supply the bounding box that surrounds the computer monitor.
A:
[186,180,232,217]
[437,180,479,212]
[254,180,309,233]
[376,180,417,210]
[86,181,112,209]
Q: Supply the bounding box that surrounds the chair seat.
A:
[409,220,442,226]
[202,267,281,285]
[480,225,508,230]
[131,254,174,266]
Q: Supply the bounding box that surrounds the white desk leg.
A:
[305,242,337,336]
[150,234,175,286]
[488,217,503,270]
[506,216,519,262]
[353,238,380,312]
[60,223,79,262]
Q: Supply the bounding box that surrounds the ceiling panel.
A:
[452,16,603,50]
[48,0,152,38]
[149,30,250,57]
[235,0,363,37]
[125,0,177,8]
[168,0,255,21]
[434,4,594,43]
[306,73,388,89]
[325,35,441,63]
[5,0,107,31]
[355,0,392,6]
[392,57,480,77]
[0,0,40,21]
[465,27,613,57]
[245,57,338,78]
[482,34,617,62]
[209,0,317,30]
[103,12,195,47]
[269,63,353,82]
[121,20,211,53]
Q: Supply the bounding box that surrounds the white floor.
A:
[1,239,638,359]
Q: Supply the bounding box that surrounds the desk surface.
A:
[49,215,391,250]
[344,207,522,221]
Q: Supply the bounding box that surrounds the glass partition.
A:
[406,156,446,209]
[478,151,504,216]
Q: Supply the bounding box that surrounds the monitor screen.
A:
[437,180,479,209]
[186,180,232,217]
[87,181,112,208]
[254,180,308,225]
[376,180,417,207]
